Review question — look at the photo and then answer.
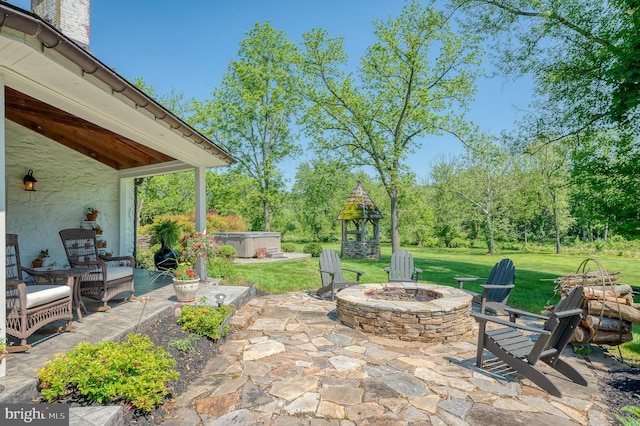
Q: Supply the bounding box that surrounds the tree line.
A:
[135,0,639,254]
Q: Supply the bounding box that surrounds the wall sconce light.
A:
[23,169,37,191]
[215,293,226,307]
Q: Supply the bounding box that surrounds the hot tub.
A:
[212,232,281,258]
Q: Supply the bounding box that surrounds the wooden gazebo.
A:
[338,181,383,260]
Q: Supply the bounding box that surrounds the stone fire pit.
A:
[336,283,473,343]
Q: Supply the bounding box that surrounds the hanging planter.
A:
[85,207,99,221]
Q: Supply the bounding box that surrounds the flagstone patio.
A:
[0,271,625,425]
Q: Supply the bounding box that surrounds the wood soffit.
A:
[5,87,176,170]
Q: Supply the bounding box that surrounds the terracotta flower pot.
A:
[86,212,98,221]
[172,278,199,302]
[32,259,44,268]
[0,349,7,365]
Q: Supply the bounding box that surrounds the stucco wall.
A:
[5,120,130,268]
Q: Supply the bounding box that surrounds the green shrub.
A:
[218,245,238,259]
[177,301,234,340]
[281,242,296,253]
[303,242,323,257]
[37,334,178,412]
[448,237,470,248]
[208,256,237,280]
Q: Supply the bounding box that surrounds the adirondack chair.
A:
[454,258,515,314]
[317,249,364,301]
[384,248,422,282]
[6,234,74,351]
[471,286,586,397]
[59,228,135,310]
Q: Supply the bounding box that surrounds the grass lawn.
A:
[230,243,640,364]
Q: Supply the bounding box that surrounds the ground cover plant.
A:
[37,334,178,412]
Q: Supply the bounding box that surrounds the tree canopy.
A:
[298,0,482,251]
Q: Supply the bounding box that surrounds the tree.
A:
[453,0,640,137]
[292,159,359,242]
[432,136,514,254]
[298,0,481,252]
[527,142,574,253]
[194,22,302,231]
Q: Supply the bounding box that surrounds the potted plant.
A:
[171,262,199,302]
[97,240,107,249]
[32,249,49,268]
[255,247,267,259]
[151,220,181,271]
[93,224,103,235]
[86,207,99,221]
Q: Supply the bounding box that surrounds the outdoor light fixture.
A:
[215,293,226,307]
[23,169,37,191]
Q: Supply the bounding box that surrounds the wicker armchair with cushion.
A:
[6,234,74,351]
[59,228,135,310]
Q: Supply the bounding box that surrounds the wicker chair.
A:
[59,228,135,310]
[6,233,73,351]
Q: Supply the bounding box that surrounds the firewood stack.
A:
[554,268,640,346]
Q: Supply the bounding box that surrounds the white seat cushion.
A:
[26,284,71,309]
[106,266,133,281]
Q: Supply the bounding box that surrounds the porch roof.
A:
[0,2,236,172]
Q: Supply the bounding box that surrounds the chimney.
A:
[31,0,90,50]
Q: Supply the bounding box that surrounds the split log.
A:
[573,324,633,345]
[588,301,640,325]
[583,315,632,332]
[583,284,633,298]
[582,294,634,305]
[588,330,633,344]
[574,325,590,343]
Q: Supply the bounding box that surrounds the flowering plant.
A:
[179,233,218,263]
[173,262,199,281]
[86,207,99,215]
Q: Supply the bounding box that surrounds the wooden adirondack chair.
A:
[317,249,364,301]
[471,286,586,397]
[384,248,422,282]
[454,258,515,314]
[59,228,135,310]
[6,234,74,351]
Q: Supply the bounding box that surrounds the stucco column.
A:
[194,167,207,281]
[119,177,135,258]
[0,74,7,377]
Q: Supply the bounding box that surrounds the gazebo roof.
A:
[338,181,384,220]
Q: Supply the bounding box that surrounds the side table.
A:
[63,267,90,322]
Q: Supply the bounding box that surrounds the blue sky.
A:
[9,0,532,184]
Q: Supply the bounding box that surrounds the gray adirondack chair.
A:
[471,286,586,397]
[454,258,515,314]
[317,249,363,301]
[384,248,422,282]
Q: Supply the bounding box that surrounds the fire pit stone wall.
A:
[336,283,473,343]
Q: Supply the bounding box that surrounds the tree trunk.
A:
[551,190,562,254]
[485,211,495,254]
[390,188,400,253]
[263,195,271,232]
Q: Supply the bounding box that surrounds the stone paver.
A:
[172,291,612,425]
